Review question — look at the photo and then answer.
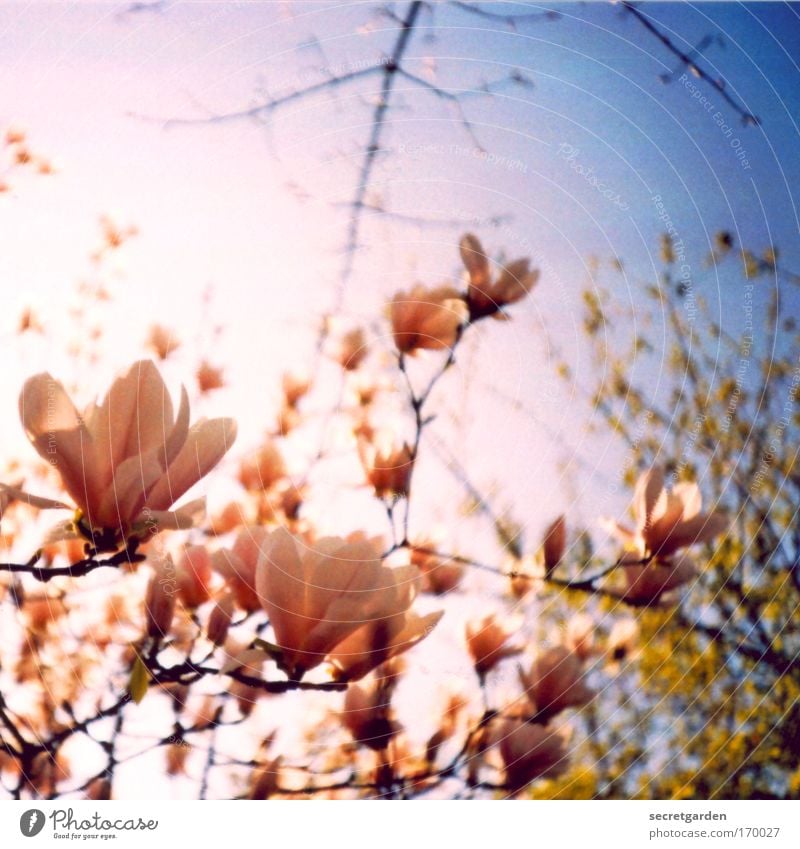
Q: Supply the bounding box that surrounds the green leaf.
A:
[251,638,284,661]
[128,653,149,704]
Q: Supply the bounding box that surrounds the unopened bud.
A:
[85,777,112,801]
[206,592,235,646]
[176,545,212,608]
[144,555,177,639]
[543,515,566,575]
[249,757,282,799]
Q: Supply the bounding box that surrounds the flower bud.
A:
[249,757,282,799]
[176,545,213,609]
[207,592,235,646]
[282,370,310,408]
[543,515,566,576]
[196,360,225,393]
[85,778,112,801]
[360,437,414,499]
[465,615,522,680]
[337,328,368,370]
[144,555,177,639]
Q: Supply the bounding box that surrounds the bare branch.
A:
[622,2,759,126]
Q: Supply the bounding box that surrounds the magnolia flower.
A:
[519,646,593,720]
[459,233,539,321]
[607,618,639,665]
[360,437,414,499]
[196,361,225,394]
[273,483,305,522]
[277,404,301,436]
[254,527,441,680]
[341,678,401,751]
[497,720,570,793]
[389,284,467,354]
[337,328,368,371]
[146,324,179,360]
[17,307,43,334]
[605,468,726,605]
[19,360,237,547]
[465,615,523,681]
[282,371,311,408]
[609,468,726,560]
[238,441,286,492]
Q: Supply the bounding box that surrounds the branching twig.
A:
[622,2,759,126]
[0,541,145,583]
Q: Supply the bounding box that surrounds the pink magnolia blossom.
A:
[389,284,467,354]
[497,720,570,793]
[519,645,594,720]
[460,233,539,321]
[609,467,726,559]
[255,527,442,680]
[19,360,236,547]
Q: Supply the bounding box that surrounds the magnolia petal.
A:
[145,417,237,512]
[389,608,443,653]
[124,360,175,458]
[95,453,164,530]
[523,646,592,717]
[543,515,566,572]
[19,373,82,442]
[441,297,469,324]
[255,528,319,669]
[212,546,260,612]
[331,609,443,681]
[497,259,537,305]
[623,555,696,604]
[0,485,69,514]
[666,511,727,552]
[19,374,92,508]
[324,615,406,681]
[634,467,665,529]
[143,498,206,531]
[301,566,393,661]
[673,482,702,520]
[163,385,191,469]
[499,721,570,791]
[91,365,144,490]
[211,546,249,581]
[459,233,490,288]
[303,543,386,620]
